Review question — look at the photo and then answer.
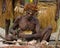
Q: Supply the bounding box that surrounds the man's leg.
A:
[40,26,52,42]
[5,19,10,40]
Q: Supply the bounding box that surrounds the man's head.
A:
[24,3,38,16]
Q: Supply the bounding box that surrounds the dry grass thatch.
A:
[0,0,5,28]
[4,0,13,19]
[14,0,24,19]
[37,2,57,33]
[0,0,13,28]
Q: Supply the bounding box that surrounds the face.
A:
[26,10,33,14]
[26,9,37,17]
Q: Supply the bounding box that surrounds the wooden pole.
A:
[55,0,60,47]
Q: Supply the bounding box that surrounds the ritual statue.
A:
[6,3,52,42]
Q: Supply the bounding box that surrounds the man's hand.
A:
[10,30,17,35]
[19,33,25,38]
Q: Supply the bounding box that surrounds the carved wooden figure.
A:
[7,4,52,42]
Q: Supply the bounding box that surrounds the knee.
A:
[46,25,52,34]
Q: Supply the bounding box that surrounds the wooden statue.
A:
[6,3,52,42]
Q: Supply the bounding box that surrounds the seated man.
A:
[7,3,52,42]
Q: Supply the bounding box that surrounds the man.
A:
[7,3,52,42]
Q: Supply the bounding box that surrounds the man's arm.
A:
[33,20,41,38]
[9,16,21,35]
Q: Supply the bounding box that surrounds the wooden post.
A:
[4,0,13,38]
[55,0,60,47]
[33,0,38,5]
